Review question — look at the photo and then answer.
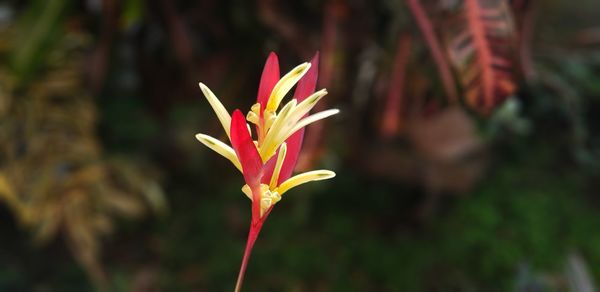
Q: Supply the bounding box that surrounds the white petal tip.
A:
[195,133,216,146]
[195,133,206,141]
[315,170,336,180]
[198,83,212,95]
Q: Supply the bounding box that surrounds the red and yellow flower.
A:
[195,52,337,291]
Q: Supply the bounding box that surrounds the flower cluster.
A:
[195,52,337,224]
[194,52,338,291]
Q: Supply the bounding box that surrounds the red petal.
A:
[257,52,280,112]
[230,110,263,188]
[277,52,320,183]
[276,129,305,183]
[260,152,277,185]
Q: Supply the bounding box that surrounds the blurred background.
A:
[0,0,599,290]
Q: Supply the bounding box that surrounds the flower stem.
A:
[234,222,263,292]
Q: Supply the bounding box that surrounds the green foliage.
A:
[9,0,70,84]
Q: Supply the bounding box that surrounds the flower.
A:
[194,52,338,291]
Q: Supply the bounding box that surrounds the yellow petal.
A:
[270,109,340,154]
[278,170,336,195]
[266,63,311,112]
[195,133,242,172]
[288,109,339,138]
[286,89,328,124]
[199,82,231,138]
[269,142,287,189]
[259,99,296,160]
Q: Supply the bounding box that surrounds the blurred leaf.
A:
[122,0,145,30]
[9,0,69,83]
[442,0,518,113]
[0,25,165,288]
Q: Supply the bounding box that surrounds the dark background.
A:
[0,0,599,291]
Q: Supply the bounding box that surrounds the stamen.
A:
[260,197,272,217]
[246,111,259,125]
[263,110,277,131]
[241,183,283,217]
[251,103,261,114]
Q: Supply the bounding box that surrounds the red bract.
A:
[256,52,280,113]
[230,110,264,223]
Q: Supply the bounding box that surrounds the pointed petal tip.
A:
[309,52,320,68]
[318,108,341,118]
[265,62,312,112]
[232,108,244,119]
[293,62,311,74]
[198,82,211,96]
[195,133,217,144]
[257,52,281,106]
[293,56,319,102]
[195,133,205,141]
[316,170,336,180]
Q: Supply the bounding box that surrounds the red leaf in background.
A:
[230,110,264,189]
[380,35,411,138]
[407,0,459,104]
[256,52,280,112]
[511,0,537,81]
[444,0,517,114]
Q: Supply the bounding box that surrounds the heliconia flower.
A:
[194,52,338,291]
